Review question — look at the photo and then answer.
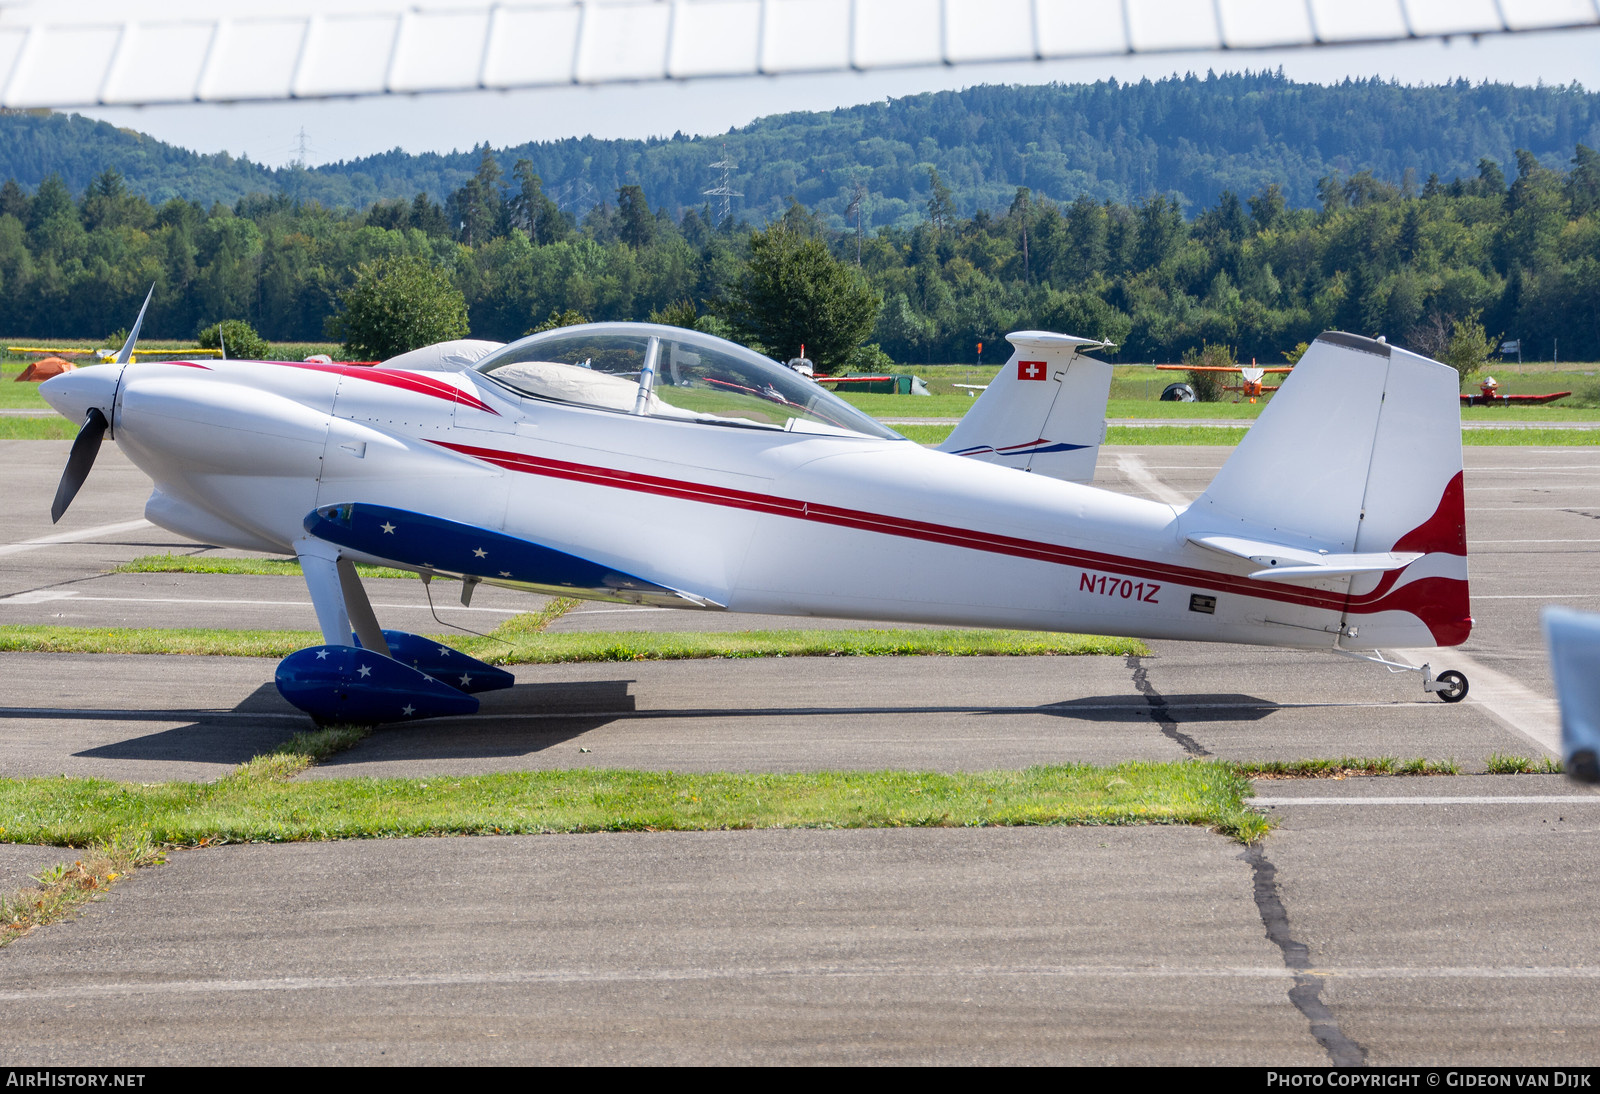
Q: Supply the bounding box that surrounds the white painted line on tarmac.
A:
[1474,594,1600,599]
[1394,649,1562,756]
[1467,506,1600,510]
[0,519,153,557]
[1473,539,1600,543]
[9,962,1600,1002]
[1255,795,1597,806]
[1113,453,1191,507]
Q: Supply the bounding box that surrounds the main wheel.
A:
[1434,669,1468,703]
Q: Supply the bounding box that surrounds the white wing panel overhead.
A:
[0,0,1593,106]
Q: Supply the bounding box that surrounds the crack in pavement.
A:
[1124,653,1210,757]
[1243,843,1367,1066]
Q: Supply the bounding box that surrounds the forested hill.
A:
[0,111,277,206]
[5,73,1600,226]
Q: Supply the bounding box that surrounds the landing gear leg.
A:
[275,535,484,725]
[1334,649,1469,703]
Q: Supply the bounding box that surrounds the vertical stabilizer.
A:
[937,331,1114,483]
[1182,332,1470,650]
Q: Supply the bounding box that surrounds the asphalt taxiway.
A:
[2,438,1598,1063]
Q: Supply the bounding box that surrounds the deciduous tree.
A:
[718,220,880,371]
[337,255,469,359]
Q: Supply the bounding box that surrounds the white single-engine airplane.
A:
[39,319,1471,724]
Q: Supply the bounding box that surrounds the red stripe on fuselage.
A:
[432,439,1469,642]
[266,360,499,415]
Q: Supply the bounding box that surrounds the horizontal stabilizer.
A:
[1187,532,1421,582]
[305,502,724,609]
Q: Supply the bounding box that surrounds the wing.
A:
[1,3,1592,107]
[304,502,724,610]
[1503,392,1572,404]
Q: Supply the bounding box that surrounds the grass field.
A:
[2,343,345,411]
[0,622,1145,663]
[897,422,1600,446]
[0,737,1268,942]
[0,417,74,439]
[0,739,1269,848]
[0,360,52,409]
[115,553,421,580]
[11,354,1600,442]
[847,360,1600,421]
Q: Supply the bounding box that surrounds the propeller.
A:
[50,406,109,523]
[114,283,153,364]
[48,282,153,522]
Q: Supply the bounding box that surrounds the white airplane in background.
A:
[39,317,1472,724]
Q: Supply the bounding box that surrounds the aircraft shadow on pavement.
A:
[314,679,639,765]
[1039,693,1278,723]
[40,681,1280,769]
[67,683,303,765]
[326,687,1288,765]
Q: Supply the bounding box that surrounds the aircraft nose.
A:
[39,364,123,427]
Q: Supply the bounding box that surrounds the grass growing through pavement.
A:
[0,622,1144,662]
[1484,752,1565,774]
[0,724,368,945]
[0,833,167,946]
[1231,757,1465,779]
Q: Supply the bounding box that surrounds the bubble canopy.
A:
[473,323,902,441]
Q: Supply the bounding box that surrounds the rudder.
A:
[938,331,1114,483]
[1182,332,1469,650]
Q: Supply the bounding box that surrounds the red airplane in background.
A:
[1156,362,1293,400]
[1460,376,1571,406]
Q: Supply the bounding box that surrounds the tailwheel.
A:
[1333,651,1471,704]
[1433,669,1468,703]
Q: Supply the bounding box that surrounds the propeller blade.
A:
[50,407,109,523]
[114,283,154,365]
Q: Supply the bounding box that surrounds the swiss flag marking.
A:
[1018,360,1047,381]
